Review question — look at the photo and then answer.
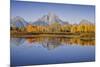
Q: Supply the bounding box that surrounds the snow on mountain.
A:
[32,12,67,25]
[11,16,29,28]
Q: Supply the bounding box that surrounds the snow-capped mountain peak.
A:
[34,12,63,25]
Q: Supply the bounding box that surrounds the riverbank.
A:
[11,32,95,40]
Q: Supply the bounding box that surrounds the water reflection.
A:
[11,37,95,66]
[11,37,95,50]
[10,38,25,46]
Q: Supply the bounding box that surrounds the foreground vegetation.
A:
[11,21,95,38]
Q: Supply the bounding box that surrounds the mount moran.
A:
[10,13,93,28]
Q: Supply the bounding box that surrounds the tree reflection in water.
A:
[11,37,95,50]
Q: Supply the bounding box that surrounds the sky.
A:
[11,1,95,24]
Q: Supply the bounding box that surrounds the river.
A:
[10,37,95,66]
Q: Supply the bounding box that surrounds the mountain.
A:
[32,12,68,25]
[79,19,94,25]
[10,16,29,28]
[32,21,48,26]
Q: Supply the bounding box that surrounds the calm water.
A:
[10,37,95,66]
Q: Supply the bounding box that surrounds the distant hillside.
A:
[32,12,68,25]
[11,16,29,28]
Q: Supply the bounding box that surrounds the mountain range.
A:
[11,13,94,28]
[10,16,29,28]
[33,12,66,25]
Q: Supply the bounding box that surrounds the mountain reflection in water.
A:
[11,37,95,50]
[11,37,95,66]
